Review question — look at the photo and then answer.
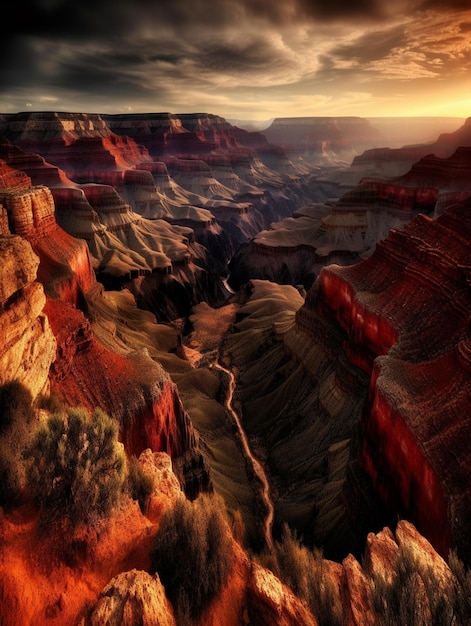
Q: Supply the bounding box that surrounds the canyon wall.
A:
[225,190,471,561]
[311,198,471,560]
[262,116,383,164]
[0,233,56,398]
[228,146,471,291]
[0,168,209,497]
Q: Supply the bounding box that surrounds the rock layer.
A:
[0,235,56,397]
[316,198,471,559]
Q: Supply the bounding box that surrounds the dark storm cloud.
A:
[331,25,407,65]
[1,0,469,116]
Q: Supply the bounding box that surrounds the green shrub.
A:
[26,406,126,528]
[35,392,65,415]
[0,381,34,508]
[257,523,342,625]
[127,455,154,512]
[0,380,33,435]
[150,494,233,624]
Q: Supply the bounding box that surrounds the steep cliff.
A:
[0,234,56,397]
[0,172,210,496]
[0,186,96,306]
[316,198,471,560]
[220,280,365,557]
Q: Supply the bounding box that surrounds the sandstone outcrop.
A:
[0,235,56,397]
[84,569,177,626]
[0,140,76,188]
[0,186,96,305]
[0,161,211,497]
[0,157,32,190]
[0,451,185,626]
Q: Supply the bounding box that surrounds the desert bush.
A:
[0,380,33,434]
[448,550,471,625]
[36,391,65,415]
[258,523,342,625]
[0,381,34,508]
[150,494,233,624]
[370,543,455,626]
[26,406,126,528]
[127,455,154,512]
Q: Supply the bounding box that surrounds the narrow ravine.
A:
[213,362,274,551]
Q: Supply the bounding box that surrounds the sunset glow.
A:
[3,1,471,120]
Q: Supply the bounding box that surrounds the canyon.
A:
[1,111,471,623]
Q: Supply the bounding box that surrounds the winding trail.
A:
[213,362,274,551]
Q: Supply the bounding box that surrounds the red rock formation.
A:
[0,158,32,190]
[0,140,75,188]
[314,199,471,559]
[0,235,56,397]
[43,296,199,467]
[0,186,96,305]
[0,172,209,497]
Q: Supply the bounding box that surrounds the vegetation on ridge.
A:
[150,494,233,625]
[257,523,343,625]
[26,405,127,529]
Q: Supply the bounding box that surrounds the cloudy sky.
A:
[2,0,471,120]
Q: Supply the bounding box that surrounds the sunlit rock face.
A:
[0,234,56,397]
[318,198,471,560]
[85,570,177,626]
[262,116,383,164]
[337,520,454,626]
[0,168,210,496]
[0,141,71,189]
[0,186,96,305]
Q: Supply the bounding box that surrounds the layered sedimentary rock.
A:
[0,186,96,305]
[314,198,471,559]
[85,570,177,626]
[223,280,365,558]
[0,235,56,397]
[0,170,210,496]
[351,116,471,178]
[0,157,33,190]
[229,145,471,292]
[0,140,76,188]
[224,189,471,561]
[263,117,383,164]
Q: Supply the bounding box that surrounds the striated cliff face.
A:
[224,194,471,561]
[228,145,471,292]
[0,234,56,398]
[315,198,471,559]
[0,168,210,497]
[0,186,96,306]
